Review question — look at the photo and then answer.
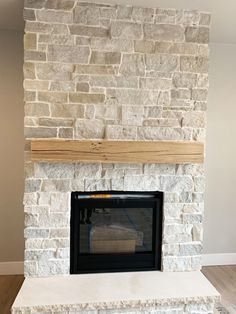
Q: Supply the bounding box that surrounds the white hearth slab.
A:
[12,271,220,312]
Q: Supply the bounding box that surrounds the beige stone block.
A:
[50,104,84,118]
[24,228,49,240]
[110,21,142,39]
[24,91,36,102]
[145,54,179,72]
[73,5,100,25]
[24,80,49,91]
[119,53,145,76]
[156,42,198,55]
[77,82,89,92]
[24,33,37,50]
[23,8,36,21]
[90,51,121,65]
[161,175,194,193]
[192,128,206,141]
[194,176,205,193]
[50,81,75,92]
[23,193,38,206]
[124,175,161,191]
[131,7,154,22]
[69,93,105,104]
[138,127,192,141]
[38,34,74,46]
[143,119,180,127]
[139,78,172,90]
[191,88,208,101]
[25,127,57,138]
[75,163,102,179]
[25,103,50,117]
[122,106,144,126]
[194,101,207,111]
[35,163,74,179]
[179,243,202,256]
[25,0,46,9]
[197,74,209,88]
[85,104,95,119]
[24,162,35,178]
[58,128,73,138]
[23,62,35,79]
[91,38,133,52]
[100,18,111,28]
[38,118,74,127]
[25,180,41,193]
[157,91,171,106]
[38,91,68,103]
[69,25,108,37]
[172,72,197,88]
[85,178,111,191]
[155,14,175,24]
[41,179,70,192]
[176,9,200,26]
[182,112,205,128]
[156,8,176,14]
[117,5,132,19]
[45,0,75,10]
[106,125,137,140]
[171,89,191,100]
[75,64,117,75]
[100,6,117,19]
[154,42,172,54]
[95,104,119,120]
[134,40,155,53]
[144,106,162,118]
[144,24,184,41]
[36,9,72,23]
[199,13,211,26]
[24,51,46,62]
[90,76,138,89]
[75,119,105,139]
[35,63,73,81]
[50,228,70,238]
[48,45,90,63]
[75,36,90,46]
[25,21,52,33]
[106,88,158,106]
[51,24,69,35]
[185,26,210,44]
[180,56,209,73]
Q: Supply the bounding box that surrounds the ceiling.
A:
[0,0,235,44]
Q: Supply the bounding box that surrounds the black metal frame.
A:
[70,191,163,274]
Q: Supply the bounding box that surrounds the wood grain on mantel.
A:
[30,140,204,164]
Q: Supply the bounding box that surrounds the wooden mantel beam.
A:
[30,140,204,164]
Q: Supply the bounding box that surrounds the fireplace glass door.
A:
[70,191,163,274]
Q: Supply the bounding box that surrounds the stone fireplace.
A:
[13,1,220,313]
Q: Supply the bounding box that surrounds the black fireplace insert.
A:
[70,191,163,274]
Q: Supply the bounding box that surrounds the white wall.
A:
[0,30,24,263]
[203,43,236,254]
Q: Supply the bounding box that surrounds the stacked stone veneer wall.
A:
[23,0,210,277]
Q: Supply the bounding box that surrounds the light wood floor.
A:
[0,267,235,314]
[202,265,236,308]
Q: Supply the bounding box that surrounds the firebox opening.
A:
[70,191,163,274]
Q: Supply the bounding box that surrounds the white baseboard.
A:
[0,261,24,275]
[202,253,236,266]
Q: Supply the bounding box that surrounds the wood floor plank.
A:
[202,265,236,306]
[0,275,24,314]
